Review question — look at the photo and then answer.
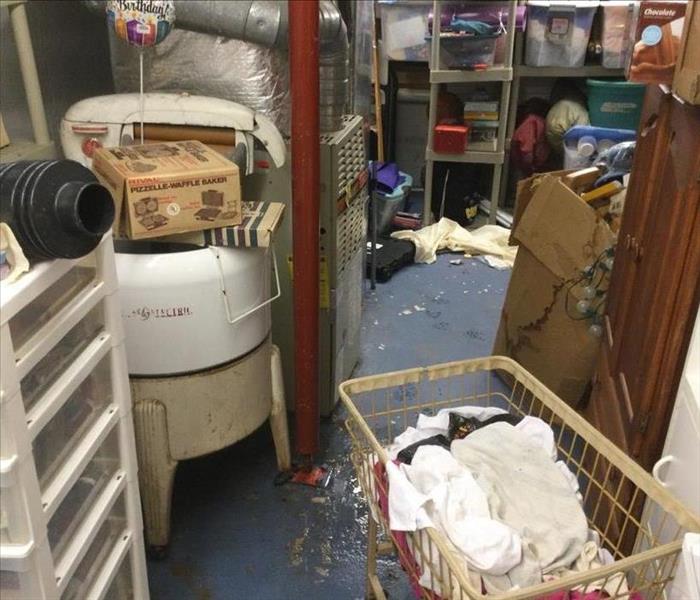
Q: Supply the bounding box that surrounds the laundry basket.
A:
[339,356,700,600]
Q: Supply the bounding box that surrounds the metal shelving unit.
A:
[423,0,518,225]
[499,25,626,216]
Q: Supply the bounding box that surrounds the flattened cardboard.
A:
[92,140,241,239]
[494,174,615,407]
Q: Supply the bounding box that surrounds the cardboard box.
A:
[673,0,700,105]
[494,174,615,407]
[93,140,241,240]
[628,1,687,85]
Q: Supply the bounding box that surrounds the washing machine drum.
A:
[115,241,272,376]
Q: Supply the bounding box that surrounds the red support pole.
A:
[289,0,320,459]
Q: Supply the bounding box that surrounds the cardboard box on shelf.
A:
[628,1,687,85]
[494,173,615,408]
[673,0,700,105]
[93,140,241,240]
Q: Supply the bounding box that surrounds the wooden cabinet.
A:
[586,86,700,471]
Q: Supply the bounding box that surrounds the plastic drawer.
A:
[8,263,97,352]
[0,454,44,547]
[20,302,106,413]
[0,540,55,600]
[102,554,133,600]
[33,353,114,492]
[47,428,121,565]
[60,493,127,600]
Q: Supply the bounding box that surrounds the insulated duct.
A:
[83,0,349,132]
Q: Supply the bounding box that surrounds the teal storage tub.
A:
[586,79,646,131]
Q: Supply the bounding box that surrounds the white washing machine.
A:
[61,94,291,551]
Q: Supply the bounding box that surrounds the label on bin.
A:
[549,17,571,35]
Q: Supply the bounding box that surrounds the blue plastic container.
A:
[375,172,413,233]
[563,125,636,169]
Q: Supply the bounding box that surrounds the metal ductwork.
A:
[83,0,349,132]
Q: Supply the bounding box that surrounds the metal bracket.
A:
[210,242,281,326]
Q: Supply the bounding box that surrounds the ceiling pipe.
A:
[289,0,320,460]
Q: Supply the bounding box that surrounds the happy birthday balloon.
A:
[106,0,175,48]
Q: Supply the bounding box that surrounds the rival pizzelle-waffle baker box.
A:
[93,140,241,240]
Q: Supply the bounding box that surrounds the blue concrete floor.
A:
[146,253,511,600]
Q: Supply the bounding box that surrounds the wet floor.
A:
[146,253,510,599]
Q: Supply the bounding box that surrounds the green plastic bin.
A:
[586,79,646,131]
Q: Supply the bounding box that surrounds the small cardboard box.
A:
[627,1,687,85]
[93,140,241,239]
[494,174,615,407]
[673,0,700,105]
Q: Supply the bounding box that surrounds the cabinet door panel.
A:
[607,86,671,366]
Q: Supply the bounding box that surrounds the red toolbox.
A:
[433,124,469,154]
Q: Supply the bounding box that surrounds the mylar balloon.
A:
[106,0,175,48]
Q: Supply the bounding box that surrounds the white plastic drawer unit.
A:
[46,427,121,566]
[31,351,117,493]
[58,489,128,599]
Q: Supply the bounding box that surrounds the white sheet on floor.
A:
[391,218,517,267]
[451,423,589,592]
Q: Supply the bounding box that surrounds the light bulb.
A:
[589,324,603,338]
[583,285,597,299]
[576,299,591,314]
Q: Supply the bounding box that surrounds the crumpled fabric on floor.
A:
[451,423,589,593]
[391,218,517,267]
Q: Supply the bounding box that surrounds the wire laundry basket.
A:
[339,356,700,600]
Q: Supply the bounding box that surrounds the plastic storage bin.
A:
[563,124,637,168]
[525,1,599,67]
[46,427,121,564]
[601,1,635,69]
[378,1,432,63]
[587,79,646,130]
[375,172,413,234]
[33,352,114,491]
[440,33,501,68]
